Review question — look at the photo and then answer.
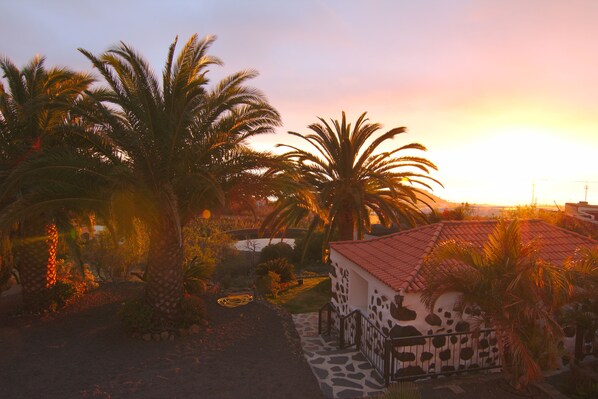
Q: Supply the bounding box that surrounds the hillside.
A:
[416,189,455,209]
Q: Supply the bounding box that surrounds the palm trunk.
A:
[0,231,14,287]
[145,221,184,328]
[14,219,58,310]
[495,327,515,385]
[574,324,585,362]
[337,206,355,241]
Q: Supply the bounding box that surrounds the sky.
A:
[1,0,597,206]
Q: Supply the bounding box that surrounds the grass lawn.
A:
[270,277,331,314]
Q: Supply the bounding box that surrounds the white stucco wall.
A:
[330,249,501,377]
[329,248,592,376]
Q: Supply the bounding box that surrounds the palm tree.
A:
[74,35,280,325]
[0,56,94,309]
[561,247,598,361]
[262,111,440,259]
[421,219,571,388]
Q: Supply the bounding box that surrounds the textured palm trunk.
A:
[145,222,184,328]
[337,206,355,241]
[14,219,58,310]
[495,327,514,384]
[574,324,585,362]
[0,231,14,286]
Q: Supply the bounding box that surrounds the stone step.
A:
[312,348,362,357]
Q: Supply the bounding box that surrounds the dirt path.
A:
[0,284,324,399]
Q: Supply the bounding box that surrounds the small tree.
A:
[421,219,571,388]
[560,247,598,362]
[244,238,259,267]
[293,231,326,265]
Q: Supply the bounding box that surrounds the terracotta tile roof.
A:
[329,220,598,293]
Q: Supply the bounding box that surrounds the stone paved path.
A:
[292,312,386,399]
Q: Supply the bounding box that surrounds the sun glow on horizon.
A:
[432,124,598,206]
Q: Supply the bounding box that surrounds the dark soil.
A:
[0,283,325,399]
[414,373,553,399]
[545,362,598,399]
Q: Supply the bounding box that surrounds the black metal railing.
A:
[316,303,501,386]
[318,302,337,336]
[355,312,387,375]
[335,309,388,376]
[383,328,501,385]
[571,325,598,361]
[339,309,359,348]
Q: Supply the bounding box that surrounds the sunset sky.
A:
[2,0,597,206]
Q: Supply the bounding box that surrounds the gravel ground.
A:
[0,283,324,399]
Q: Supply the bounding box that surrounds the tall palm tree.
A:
[262,111,440,259]
[75,35,280,325]
[421,219,572,388]
[0,56,94,309]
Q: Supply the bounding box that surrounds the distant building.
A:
[565,201,598,224]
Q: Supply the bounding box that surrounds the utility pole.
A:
[584,183,588,202]
[575,181,598,202]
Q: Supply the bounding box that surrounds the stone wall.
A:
[330,259,349,319]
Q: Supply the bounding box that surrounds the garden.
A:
[1,32,598,399]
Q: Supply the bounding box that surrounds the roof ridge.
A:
[402,222,445,292]
[441,219,498,225]
[329,223,440,247]
[533,219,598,244]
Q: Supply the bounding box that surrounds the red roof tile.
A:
[329,220,598,293]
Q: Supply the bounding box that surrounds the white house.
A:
[565,201,598,224]
[328,219,598,379]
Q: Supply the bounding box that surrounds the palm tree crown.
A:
[75,34,280,323]
[0,55,94,309]
[263,111,441,259]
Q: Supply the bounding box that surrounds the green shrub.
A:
[184,217,248,290]
[381,383,421,399]
[49,280,77,308]
[183,217,237,274]
[81,220,149,282]
[183,257,209,295]
[256,258,295,283]
[293,231,326,264]
[118,299,154,333]
[256,271,281,298]
[213,251,254,290]
[45,277,90,311]
[178,294,208,328]
[56,259,98,291]
[259,242,294,264]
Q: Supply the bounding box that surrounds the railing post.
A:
[327,306,332,335]
[318,306,323,335]
[384,339,392,387]
[355,311,362,350]
[339,315,345,349]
